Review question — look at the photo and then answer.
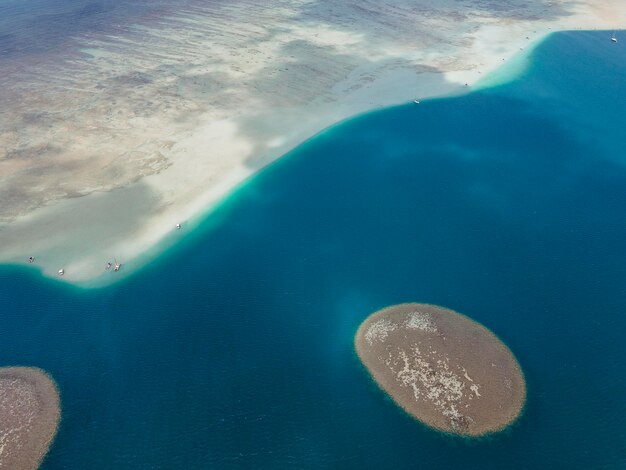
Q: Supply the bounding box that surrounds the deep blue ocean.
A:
[1,31,625,468]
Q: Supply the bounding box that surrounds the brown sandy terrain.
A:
[0,367,61,470]
[355,303,525,436]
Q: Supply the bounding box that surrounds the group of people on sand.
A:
[105,261,121,271]
[25,223,181,273]
[26,256,120,273]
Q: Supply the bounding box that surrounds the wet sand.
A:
[355,304,526,436]
[0,367,61,470]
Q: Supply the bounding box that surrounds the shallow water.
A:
[1,31,625,468]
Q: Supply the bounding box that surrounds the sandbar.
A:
[0,0,624,283]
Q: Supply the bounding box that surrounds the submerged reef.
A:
[355,304,525,436]
[0,367,61,469]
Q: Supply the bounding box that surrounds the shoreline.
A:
[1,1,624,286]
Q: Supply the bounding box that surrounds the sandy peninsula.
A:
[0,367,61,470]
[355,304,525,436]
[0,0,624,284]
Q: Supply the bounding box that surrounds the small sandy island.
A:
[0,367,61,470]
[355,304,525,436]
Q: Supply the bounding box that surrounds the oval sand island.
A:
[355,304,525,436]
[0,367,61,469]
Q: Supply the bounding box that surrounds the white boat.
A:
[106,262,112,270]
[611,32,618,43]
[58,268,64,276]
[176,223,181,229]
[413,99,420,105]
[28,256,35,264]
[114,262,121,272]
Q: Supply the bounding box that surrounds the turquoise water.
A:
[2,31,626,468]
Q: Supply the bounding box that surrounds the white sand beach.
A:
[1,0,624,284]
